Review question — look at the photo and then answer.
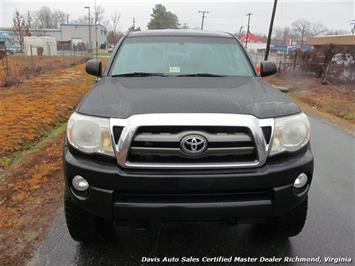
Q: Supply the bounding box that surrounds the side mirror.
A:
[85,59,102,77]
[258,61,277,77]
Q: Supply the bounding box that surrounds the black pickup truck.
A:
[63,30,313,242]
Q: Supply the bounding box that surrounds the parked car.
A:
[107,45,115,53]
[63,30,314,242]
[0,41,16,57]
[6,45,21,54]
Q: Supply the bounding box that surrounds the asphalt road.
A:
[29,115,354,266]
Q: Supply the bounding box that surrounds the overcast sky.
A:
[1,0,354,34]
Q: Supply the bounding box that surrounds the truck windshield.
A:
[110,36,254,77]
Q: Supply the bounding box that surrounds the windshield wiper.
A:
[111,72,167,77]
[176,73,226,77]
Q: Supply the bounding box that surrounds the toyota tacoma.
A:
[63,30,314,242]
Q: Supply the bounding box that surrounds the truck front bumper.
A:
[63,144,314,222]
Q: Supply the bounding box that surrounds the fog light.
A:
[294,173,308,189]
[72,175,89,191]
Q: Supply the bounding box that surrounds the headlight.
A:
[67,112,114,156]
[270,112,310,155]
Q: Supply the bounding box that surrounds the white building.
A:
[29,29,62,40]
[61,24,107,49]
[24,36,57,56]
[30,23,108,49]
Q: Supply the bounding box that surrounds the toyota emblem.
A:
[180,134,208,156]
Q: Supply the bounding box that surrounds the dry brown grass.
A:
[0,63,94,164]
[267,73,355,125]
[0,133,64,266]
[0,55,88,87]
[0,58,111,265]
[0,61,98,265]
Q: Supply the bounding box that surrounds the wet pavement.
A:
[29,116,354,266]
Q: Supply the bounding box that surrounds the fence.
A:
[249,49,355,84]
[0,44,89,87]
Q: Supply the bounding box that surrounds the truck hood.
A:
[77,76,300,119]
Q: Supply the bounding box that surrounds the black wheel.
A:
[263,197,308,237]
[64,189,113,242]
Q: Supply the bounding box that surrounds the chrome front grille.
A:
[128,126,258,164]
[110,113,274,169]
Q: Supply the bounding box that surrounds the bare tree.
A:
[109,12,120,33]
[53,10,69,28]
[326,29,349,35]
[273,21,348,47]
[94,5,105,24]
[107,12,122,46]
[71,15,89,24]
[107,31,123,46]
[33,6,53,29]
[26,11,33,28]
[32,6,68,29]
[272,27,284,43]
[291,19,311,48]
[273,27,292,45]
[283,27,293,44]
[311,23,328,36]
[70,5,107,26]
[13,10,29,51]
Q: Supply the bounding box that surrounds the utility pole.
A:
[94,0,98,61]
[132,17,136,30]
[199,10,209,30]
[27,11,31,28]
[238,26,243,38]
[84,6,91,56]
[351,19,355,35]
[245,13,252,49]
[264,0,278,60]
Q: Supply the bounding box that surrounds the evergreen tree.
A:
[147,4,180,29]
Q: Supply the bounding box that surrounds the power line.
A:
[199,10,209,30]
[265,0,278,60]
[245,13,253,48]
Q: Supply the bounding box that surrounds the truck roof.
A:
[127,29,234,38]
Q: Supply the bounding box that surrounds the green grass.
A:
[97,52,111,56]
[337,111,355,121]
[0,123,66,182]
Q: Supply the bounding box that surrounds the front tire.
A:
[64,189,113,242]
[264,197,308,237]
